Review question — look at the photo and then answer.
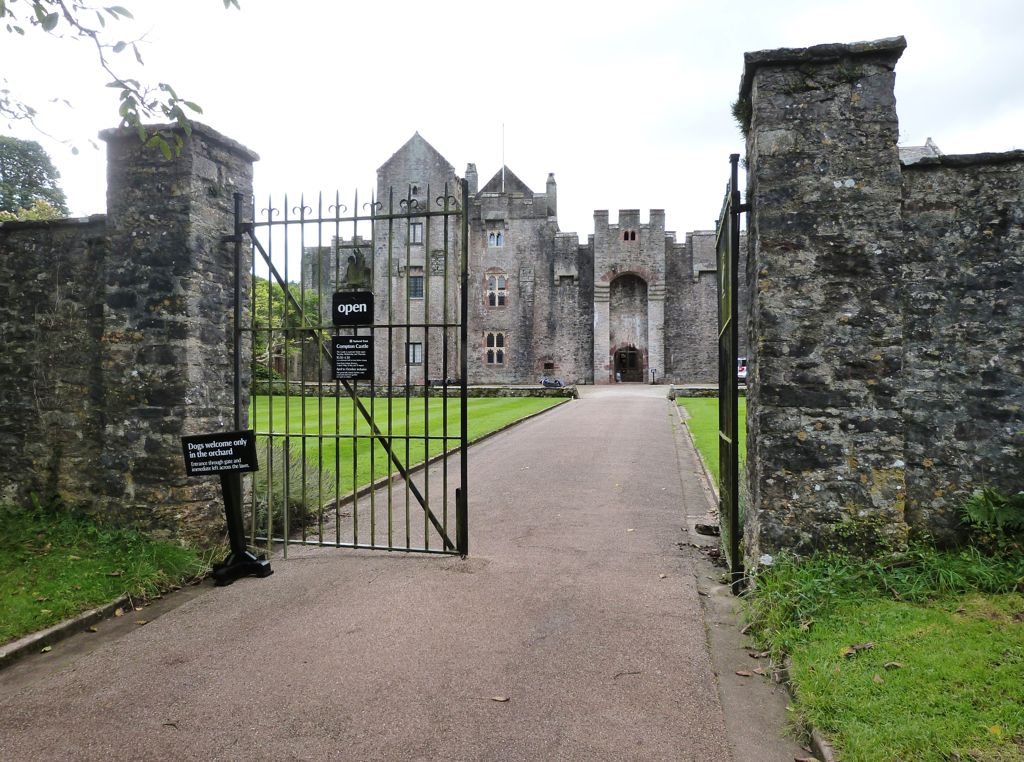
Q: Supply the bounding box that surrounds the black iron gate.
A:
[716,154,747,592]
[231,181,469,557]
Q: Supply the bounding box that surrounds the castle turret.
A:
[546,172,557,218]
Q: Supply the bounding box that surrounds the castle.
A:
[302,133,733,386]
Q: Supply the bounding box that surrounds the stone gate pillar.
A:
[740,38,908,564]
[647,285,665,383]
[98,123,258,541]
[593,283,611,383]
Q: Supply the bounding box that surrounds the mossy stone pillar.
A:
[98,123,258,542]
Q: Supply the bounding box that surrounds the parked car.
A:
[737,357,748,382]
[539,376,564,388]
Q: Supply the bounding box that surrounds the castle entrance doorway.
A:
[614,346,643,382]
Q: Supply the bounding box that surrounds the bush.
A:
[250,439,337,539]
[959,487,1024,555]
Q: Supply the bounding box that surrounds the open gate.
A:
[230,181,469,557]
[716,154,747,592]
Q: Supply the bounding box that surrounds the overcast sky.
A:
[4,0,1022,241]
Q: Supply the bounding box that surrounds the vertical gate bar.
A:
[265,194,276,556]
[334,196,343,547]
[299,197,309,545]
[404,189,412,549]
[441,183,450,535]
[249,194,258,546]
[282,196,293,557]
[367,191,378,548]
[350,191,359,546]
[458,177,469,556]
[423,183,432,550]
[728,153,743,593]
[359,188,376,548]
[315,192,325,546]
[386,188,395,548]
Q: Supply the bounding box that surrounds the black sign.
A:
[332,291,374,326]
[332,336,374,381]
[181,430,258,476]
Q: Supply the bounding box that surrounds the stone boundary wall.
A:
[901,153,1024,535]
[740,36,1024,563]
[0,124,257,543]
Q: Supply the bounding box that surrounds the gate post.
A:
[739,38,908,564]
[97,123,259,542]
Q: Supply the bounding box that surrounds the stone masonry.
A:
[740,37,1024,562]
[0,124,257,542]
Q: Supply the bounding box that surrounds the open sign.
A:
[332,292,374,326]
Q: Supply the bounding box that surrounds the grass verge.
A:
[744,545,1024,760]
[677,396,746,484]
[0,501,210,645]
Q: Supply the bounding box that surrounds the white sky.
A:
[4,0,1022,241]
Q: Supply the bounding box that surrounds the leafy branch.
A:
[1,0,240,158]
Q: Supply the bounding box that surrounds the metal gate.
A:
[230,181,469,557]
[716,154,747,592]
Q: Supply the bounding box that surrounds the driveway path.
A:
[0,385,800,761]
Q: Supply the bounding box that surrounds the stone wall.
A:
[0,123,257,542]
[664,232,720,383]
[740,36,1024,561]
[0,217,108,506]
[901,153,1024,536]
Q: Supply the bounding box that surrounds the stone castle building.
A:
[302,133,734,386]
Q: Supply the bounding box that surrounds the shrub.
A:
[250,439,337,539]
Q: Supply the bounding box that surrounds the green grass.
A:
[0,502,209,644]
[745,547,1024,760]
[250,395,566,492]
[677,396,746,483]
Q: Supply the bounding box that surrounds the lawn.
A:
[0,503,209,644]
[250,395,566,493]
[746,545,1024,760]
[677,396,746,484]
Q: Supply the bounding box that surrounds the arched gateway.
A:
[609,274,648,381]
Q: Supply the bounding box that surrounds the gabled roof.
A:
[479,166,534,196]
[899,137,943,165]
[378,132,455,173]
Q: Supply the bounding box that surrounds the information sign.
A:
[332,336,374,381]
[181,430,258,476]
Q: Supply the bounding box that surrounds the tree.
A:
[1,1,239,158]
[252,278,324,379]
[0,199,66,221]
[0,135,68,215]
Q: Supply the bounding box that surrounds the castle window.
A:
[623,231,629,241]
[409,222,424,244]
[485,332,506,365]
[488,230,504,247]
[487,272,508,307]
[407,342,423,365]
[408,274,424,299]
[631,231,636,241]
